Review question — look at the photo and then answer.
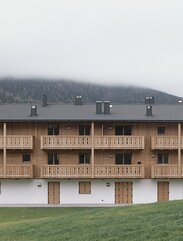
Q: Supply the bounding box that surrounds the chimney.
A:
[75,96,83,105]
[146,105,152,116]
[145,96,155,104]
[104,101,110,114]
[30,105,37,116]
[43,94,47,107]
[96,101,102,114]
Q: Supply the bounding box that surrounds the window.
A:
[22,153,31,162]
[48,153,59,165]
[79,125,90,135]
[158,153,169,164]
[79,153,90,164]
[157,126,165,135]
[115,126,132,135]
[115,153,132,165]
[79,182,91,194]
[48,124,59,135]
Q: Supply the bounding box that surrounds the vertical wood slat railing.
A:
[41,165,144,178]
[151,165,183,178]
[41,136,91,149]
[151,136,178,149]
[0,165,33,178]
[0,136,33,149]
[41,136,144,149]
[94,136,144,149]
[41,165,92,178]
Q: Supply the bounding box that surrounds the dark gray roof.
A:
[0,103,183,122]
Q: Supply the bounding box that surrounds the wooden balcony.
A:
[41,165,92,178]
[41,136,91,149]
[151,136,178,149]
[94,165,144,178]
[94,136,144,149]
[41,135,144,150]
[0,136,33,149]
[41,164,144,179]
[0,165,33,178]
[151,165,183,178]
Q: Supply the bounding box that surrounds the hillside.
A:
[0,78,180,104]
[0,201,182,241]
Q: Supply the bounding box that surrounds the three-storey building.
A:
[0,96,183,204]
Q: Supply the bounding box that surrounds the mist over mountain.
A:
[0,78,180,104]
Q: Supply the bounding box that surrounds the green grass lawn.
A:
[0,201,183,241]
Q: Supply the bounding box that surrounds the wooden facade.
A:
[0,121,183,180]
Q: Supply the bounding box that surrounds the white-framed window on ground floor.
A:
[79,182,91,194]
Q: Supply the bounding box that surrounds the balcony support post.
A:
[3,123,6,178]
[91,122,95,178]
[178,123,181,177]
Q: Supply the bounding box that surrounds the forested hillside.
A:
[0,78,180,104]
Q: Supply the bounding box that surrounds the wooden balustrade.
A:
[94,136,144,149]
[151,165,183,178]
[41,136,91,149]
[41,135,144,150]
[0,165,33,178]
[41,164,144,178]
[94,165,144,178]
[0,136,33,149]
[41,165,92,178]
[151,136,178,149]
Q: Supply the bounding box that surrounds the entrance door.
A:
[48,182,60,204]
[115,182,133,204]
[157,182,169,202]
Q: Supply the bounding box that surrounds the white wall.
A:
[169,181,183,201]
[60,180,115,204]
[0,179,48,204]
[133,179,157,204]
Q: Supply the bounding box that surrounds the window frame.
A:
[79,153,90,164]
[48,152,60,165]
[157,126,166,135]
[48,124,59,135]
[157,152,169,164]
[115,125,132,135]
[79,125,91,135]
[79,182,91,194]
[115,152,132,165]
[22,153,31,162]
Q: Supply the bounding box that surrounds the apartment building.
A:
[0,96,183,205]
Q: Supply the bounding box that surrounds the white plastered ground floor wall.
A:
[0,179,182,205]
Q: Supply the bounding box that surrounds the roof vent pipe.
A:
[104,101,110,114]
[30,105,37,116]
[96,101,102,114]
[146,105,152,116]
[43,94,47,107]
[75,96,83,105]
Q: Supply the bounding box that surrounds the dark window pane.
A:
[124,126,132,135]
[48,153,59,165]
[124,153,132,164]
[48,124,59,135]
[158,153,168,164]
[115,154,123,164]
[79,154,90,164]
[79,125,90,135]
[115,126,124,135]
[22,153,31,162]
[157,126,165,134]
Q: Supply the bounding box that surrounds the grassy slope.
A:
[0,201,183,241]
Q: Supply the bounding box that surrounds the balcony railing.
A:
[151,165,183,178]
[0,165,33,178]
[151,136,178,149]
[94,136,144,149]
[41,135,144,150]
[94,165,144,178]
[41,165,92,178]
[41,136,91,149]
[41,164,144,179]
[0,136,33,149]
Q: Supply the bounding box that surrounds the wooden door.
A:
[157,182,169,202]
[115,182,133,204]
[48,182,60,204]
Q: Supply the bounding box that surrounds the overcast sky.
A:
[0,0,183,96]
